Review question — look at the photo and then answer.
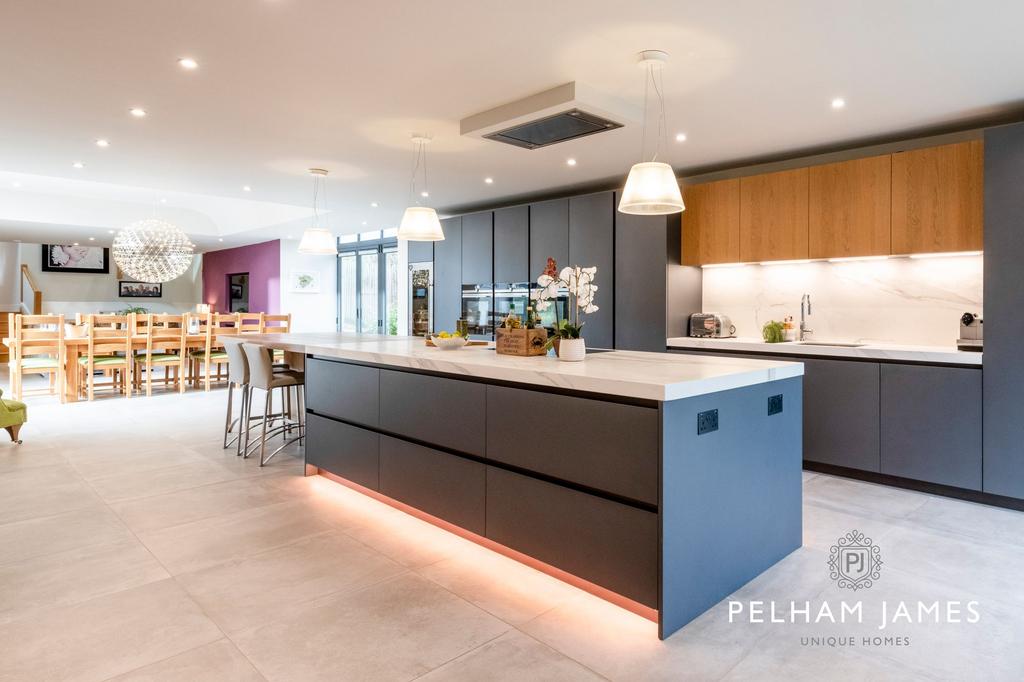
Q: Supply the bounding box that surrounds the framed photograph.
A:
[119,281,162,298]
[230,283,244,299]
[42,244,110,274]
[290,270,321,293]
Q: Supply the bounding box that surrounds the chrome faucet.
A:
[800,293,813,341]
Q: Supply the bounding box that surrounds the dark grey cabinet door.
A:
[380,436,485,535]
[304,358,379,428]
[569,191,614,348]
[802,358,880,472]
[433,216,462,332]
[407,240,433,263]
[493,205,529,283]
[984,122,1024,499]
[529,198,568,277]
[461,211,493,284]
[615,211,668,351]
[305,414,381,490]
[880,364,982,490]
[379,369,487,456]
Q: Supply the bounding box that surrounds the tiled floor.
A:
[2,371,1024,681]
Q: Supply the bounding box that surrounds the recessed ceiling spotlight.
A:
[178,57,199,70]
[72,161,85,169]
[420,191,429,198]
[675,133,687,142]
[566,158,577,166]
[160,198,167,204]
[107,229,114,234]
[370,202,378,208]
[11,181,21,187]
[361,221,367,226]
[831,97,846,109]
[484,177,494,184]
[129,108,147,118]
[88,237,95,241]
[243,185,251,192]
[73,242,79,246]
[95,138,110,147]
[218,238,224,242]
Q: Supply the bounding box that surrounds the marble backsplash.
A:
[700,254,983,346]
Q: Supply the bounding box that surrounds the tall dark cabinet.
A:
[569,191,615,349]
[407,239,433,263]
[461,211,493,284]
[494,205,529,283]
[984,122,1024,499]
[529,198,569,278]
[434,216,462,332]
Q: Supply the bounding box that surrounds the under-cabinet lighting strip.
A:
[700,251,983,268]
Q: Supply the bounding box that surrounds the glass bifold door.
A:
[338,240,398,334]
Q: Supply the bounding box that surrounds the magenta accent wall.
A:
[201,239,280,313]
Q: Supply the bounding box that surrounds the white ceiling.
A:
[1,0,1022,250]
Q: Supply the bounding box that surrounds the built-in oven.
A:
[408,262,433,337]
[461,284,494,340]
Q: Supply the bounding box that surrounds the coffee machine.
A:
[957,312,983,351]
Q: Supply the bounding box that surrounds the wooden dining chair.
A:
[237,312,264,335]
[261,313,292,364]
[7,313,65,402]
[136,313,188,396]
[190,312,238,391]
[78,314,133,401]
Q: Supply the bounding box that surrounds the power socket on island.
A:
[768,394,784,416]
[697,409,719,435]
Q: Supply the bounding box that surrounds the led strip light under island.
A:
[237,333,805,639]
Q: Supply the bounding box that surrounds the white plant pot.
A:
[557,338,586,362]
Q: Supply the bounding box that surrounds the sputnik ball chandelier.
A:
[112,218,195,283]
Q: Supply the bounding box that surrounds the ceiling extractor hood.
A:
[461,82,635,150]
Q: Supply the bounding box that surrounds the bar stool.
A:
[221,338,249,455]
[241,342,305,466]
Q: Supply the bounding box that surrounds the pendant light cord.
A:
[639,62,669,163]
[407,139,429,205]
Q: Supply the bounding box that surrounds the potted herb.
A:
[531,258,599,362]
[762,320,786,343]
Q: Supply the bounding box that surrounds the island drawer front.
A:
[486,386,659,505]
[305,358,380,428]
[380,436,486,535]
[485,467,658,608]
[379,370,487,455]
[306,414,380,491]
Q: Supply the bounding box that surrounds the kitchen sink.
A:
[796,341,864,347]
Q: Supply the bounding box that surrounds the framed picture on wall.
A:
[41,245,110,274]
[119,281,162,298]
[290,270,320,293]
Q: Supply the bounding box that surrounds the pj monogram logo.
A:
[828,530,882,591]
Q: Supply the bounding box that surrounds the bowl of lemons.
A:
[431,331,469,350]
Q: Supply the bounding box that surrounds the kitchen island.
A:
[243,333,804,639]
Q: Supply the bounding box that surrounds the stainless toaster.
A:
[689,313,736,338]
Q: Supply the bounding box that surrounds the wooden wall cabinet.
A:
[809,155,891,258]
[891,140,984,254]
[681,179,740,265]
[739,168,809,262]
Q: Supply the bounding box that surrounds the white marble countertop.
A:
[666,336,982,366]
[238,333,804,402]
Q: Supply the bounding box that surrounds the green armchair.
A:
[0,388,27,444]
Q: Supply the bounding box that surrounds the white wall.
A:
[19,243,202,315]
[0,242,21,313]
[701,254,983,346]
[278,239,338,332]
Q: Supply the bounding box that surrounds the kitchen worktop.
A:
[240,333,804,401]
[666,336,982,366]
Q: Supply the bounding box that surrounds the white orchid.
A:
[532,261,599,338]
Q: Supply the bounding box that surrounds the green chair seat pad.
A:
[190,350,229,360]
[19,357,60,370]
[77,355,128,367]
[138,354,182,364]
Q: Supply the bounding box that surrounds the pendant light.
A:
[398,135,445,241]
[297,168,337,254]
[618,50,685,215]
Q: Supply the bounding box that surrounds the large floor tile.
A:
[802,503,901,552]
[0,464,106,523]
[110,475,297,534]
[0,536,168,624]
[67,444,209,480]
[233,573,509,682]
[0,506,134,567]
[0,579,223,682]
[804,474,931,521]
[0,445,67,473]
[136,499,336,574]
[108,639,266,682]
[87,460,249,503]
[417,630,603,681]
[177,530,406,634]
[905,493,1024,549]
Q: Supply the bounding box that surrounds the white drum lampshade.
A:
[617,162,685,215]
[398,206,445,241]
[297,227,337,255]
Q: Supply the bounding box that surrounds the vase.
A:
[557,338,586,362]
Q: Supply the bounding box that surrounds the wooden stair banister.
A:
[20,264,42,315]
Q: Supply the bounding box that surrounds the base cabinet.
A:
[880,364,982,490]
[485,467,658,607]
[802,358,880,471]
[305,414,380,490]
